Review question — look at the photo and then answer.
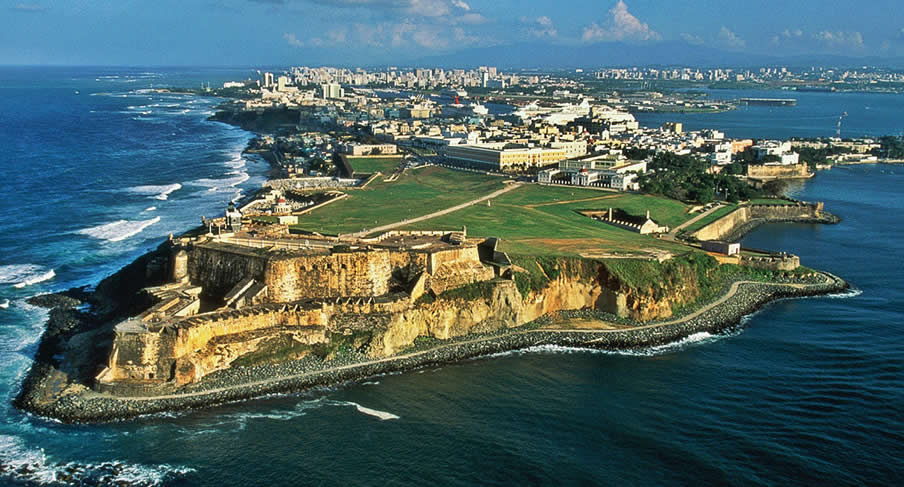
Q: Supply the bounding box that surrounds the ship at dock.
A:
[740,98,798,106]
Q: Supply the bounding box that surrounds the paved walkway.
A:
[663,204,725,241]
[346,182,523,238]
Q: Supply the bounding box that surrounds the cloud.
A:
[813,30,864,50]
[771,28,803,46]
[289,17,484,51]
[521,16,557,39]
[283,32,304,47]
[680,33,704,46]
[10,3,47,12]
[716,26,745,49]
[292,0,474,18]
[582,1,660,42]
[412,26,448,48]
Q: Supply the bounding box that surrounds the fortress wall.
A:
[741,254,800,271]
[389,250,428,271]
[693,203,823,241]
[266,250,393,302]
[749,203,821,219]
[693,207,750,241]
[188,244,269,298]
[172,308,329,359]
[747,164,811,179]
[428,246,482,274]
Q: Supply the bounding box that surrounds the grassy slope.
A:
[402,184,693,256]
[346,156,402,175]
[290,166,505,235]
[681,204,739,235]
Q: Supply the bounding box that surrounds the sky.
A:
[2,0,904,66]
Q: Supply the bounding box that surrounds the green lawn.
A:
[681,204,739,236]
[400,184,693,257]
[346,156,402,175]
[289,166,505,235]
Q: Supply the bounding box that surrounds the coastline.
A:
[11,101,850,424]
[16,272,846,423]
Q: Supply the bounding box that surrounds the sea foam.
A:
[0,264,56,289]
[128,183,182,201]
[0,435,195,487]
[77,216,160,242]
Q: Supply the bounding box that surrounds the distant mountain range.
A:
[405,41,904,70]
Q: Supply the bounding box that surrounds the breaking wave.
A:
[825,288,863,299]
[483,330,738,359]
[179,398,399,434]
[189,173,250,192]
[0,264,56,289]
[76,216,160,242]
[0,435,195,486]
[128,183,182,201]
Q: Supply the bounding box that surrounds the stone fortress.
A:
[95,204,498,395]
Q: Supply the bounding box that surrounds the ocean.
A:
[1,68,902,486]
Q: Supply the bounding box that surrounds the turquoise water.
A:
[1,69,903,485]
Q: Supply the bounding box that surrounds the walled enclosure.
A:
[98,238,497,393]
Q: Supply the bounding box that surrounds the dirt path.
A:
[101,276,830,403]
[346,182,523,237]
[524,194,618,209]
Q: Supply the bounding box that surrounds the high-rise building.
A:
[321,83,343,99]
[262,72,274,88]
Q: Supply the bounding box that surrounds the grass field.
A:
[289,166,505,235]
[399,184,694,256]
[680,204,739,235]
[346,156,402,175]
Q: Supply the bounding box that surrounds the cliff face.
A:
[98,253,726,392]
[373,281,524,357]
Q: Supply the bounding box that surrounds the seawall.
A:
[17,274,847,423]
[693,203,838,242]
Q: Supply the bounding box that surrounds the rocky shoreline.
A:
[16,274,847,423]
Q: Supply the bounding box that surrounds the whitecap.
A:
[825,288,863,299]
[144,206,157,212]
[0,299,9,309]
[0,434,195,486]
[128,183,182,201]
[350,402,399,420]
[483,330,738,359]
[13,269,55,289]
[76,216,160,242]
[189,173,249,191]
[0,264,55,289]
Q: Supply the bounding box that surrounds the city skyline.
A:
[3,0,904,66]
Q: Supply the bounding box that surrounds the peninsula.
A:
[15,68,851,423]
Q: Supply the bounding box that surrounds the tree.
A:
[762,179,790,197]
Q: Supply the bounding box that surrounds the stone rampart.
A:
[266,249,393,302]
[747,164,812,179]
[693,203,825,242]
[188,243,269,298]
[741,254,800,271]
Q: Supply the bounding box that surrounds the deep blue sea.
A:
[1,68,903,486]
